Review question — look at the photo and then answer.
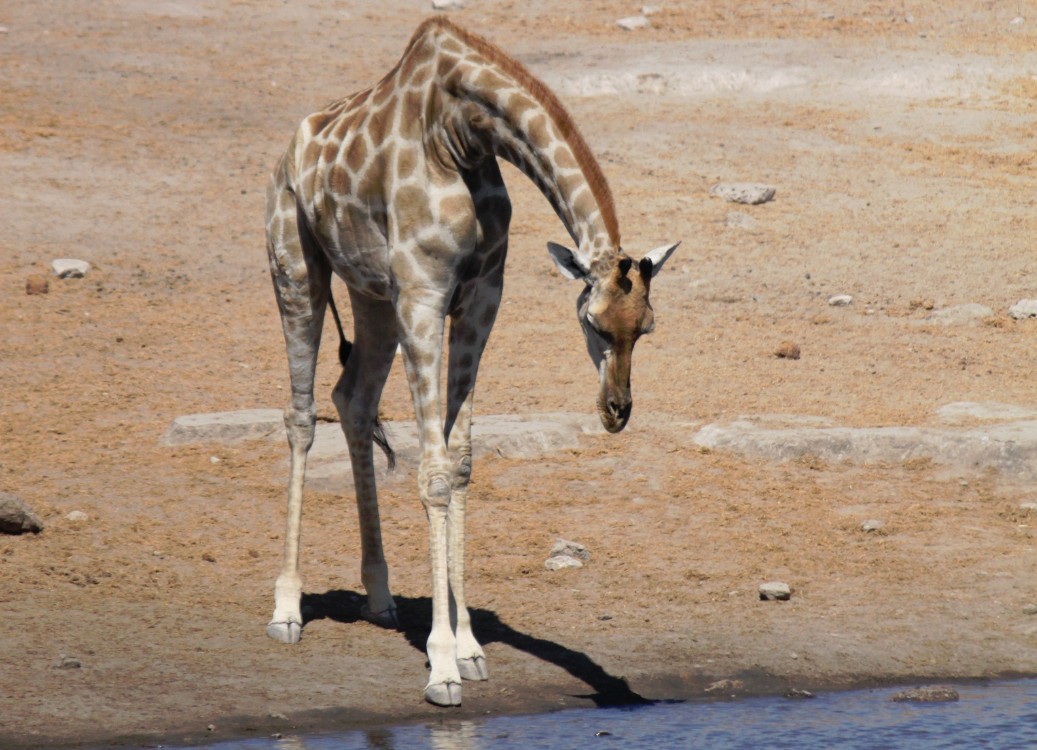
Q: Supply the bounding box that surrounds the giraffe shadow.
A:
[301,590,652,707]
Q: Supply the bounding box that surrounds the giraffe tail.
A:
[328,291,397,472]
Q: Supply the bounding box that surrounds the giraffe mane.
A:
[409,17,622,249]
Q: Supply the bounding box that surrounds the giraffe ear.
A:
[547,242,590,281]
[641,242,680,279]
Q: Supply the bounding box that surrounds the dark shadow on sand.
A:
[301,589,651,707]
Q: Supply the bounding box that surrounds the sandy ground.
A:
[2,1,1036,747]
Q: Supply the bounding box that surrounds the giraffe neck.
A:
[407,19,622,276]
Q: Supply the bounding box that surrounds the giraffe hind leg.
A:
[265,191,330,644]
[331,289,401,630]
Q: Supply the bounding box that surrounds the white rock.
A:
[616,15,650,31]
[759,581,792,600]
[545,555,584,571]
[640,5,661,15]
[1010,16,1024,25]
[1020,502,1037,513]
[550,538,590,561]
[709,183,776,205]
[52,259,91,278]
[1008,299,1037,319]
[65,510,89,522]
[861,519,884,532]
[431,0,464,8]
[827,294,853,306]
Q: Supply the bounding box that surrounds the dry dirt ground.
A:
[2,1,1036,747]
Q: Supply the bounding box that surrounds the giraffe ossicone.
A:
[263,16,678,706]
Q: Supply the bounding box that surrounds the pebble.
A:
[774,341,801,360]
[55,655,81,669]
[1009,299,1037,319]
[65,510,89,522]
[1023,604,1037,616]
[0,492,44,535]
[827,294,853,306]
[545,554,583,571]
[616,15,650,30]
[550,538,590,561]
[889,686,959,703]
[431,0,464,8]
[784,688,815,699]
[51,258,91,278]
[25,275,49,295]
[861,519,884,532]
[759,581,792,601]
[709,183,776,205]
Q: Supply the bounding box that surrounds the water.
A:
[174,680,1037,750]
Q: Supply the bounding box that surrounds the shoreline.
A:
[7,670,1035,750]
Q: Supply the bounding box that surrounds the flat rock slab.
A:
[163,409,602,490]
[693,413,1037,480]
[162,409,285,445]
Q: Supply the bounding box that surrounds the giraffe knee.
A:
[284,405,316,451]
[421,473,452,509]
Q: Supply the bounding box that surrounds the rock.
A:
[709,183,776,205]
[65,510,89,522]
[890,686,959,703]
[759,581,792,601]
[0,492,44,534]
[861,519,884,532]
[431,0,464,8]
[550,538,590,561]
[926,303,994,326]
[162,409,286,446]
[51,259,91,278]
[705,679,744,694]
[54,655,81,669]
[640,5,661,15]
[545,555,583,571]
[784,688,815,699]
[545,538,589,570]
[616,15,650,30]
[1008,299,1037,319]
[774,341,801,360]
[1022,604,1037,616]
[25,275,49,295]
[827,294,853,306]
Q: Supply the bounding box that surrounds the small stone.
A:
[640,5,661,15]
[709,183,776,205]
[550,538,590,561]
[207,724,216,732]
[1022,604,1037,616]
[784,688,815,699]
[51,259,91,279]
[545,555,583,571]
[25,275,49,295]
[759,581,792,601]
[774,341,801,360]
[431,0,464,8]
[55,655,81,669]
[1020,502,1037,513]
[1008,299,1037,319]
[616,15,650,30]
[890,686,959,703]
[0,492,44,534]
[202,552,216,563]
[65,510,89,522]
[827,294,854,306]
[861,519,884,532]
[1010,16,1024,25]
[705,679,744,694]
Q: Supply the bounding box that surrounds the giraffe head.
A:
[548,241,680,433]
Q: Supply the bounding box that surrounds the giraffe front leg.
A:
[444,271,503,683]
[397,289,463,706]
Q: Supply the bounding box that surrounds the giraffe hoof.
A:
[424,681,462,707]
[360,603,400,630]
[457,656,489,681]
[266,620,302,644]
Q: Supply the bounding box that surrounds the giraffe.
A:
[263,17,679,707]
